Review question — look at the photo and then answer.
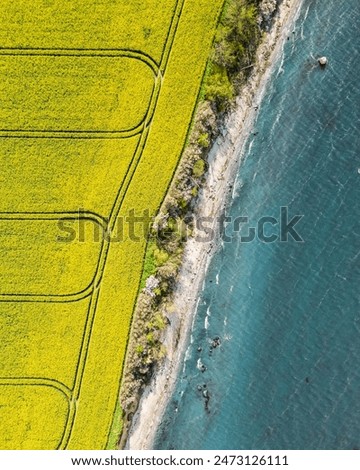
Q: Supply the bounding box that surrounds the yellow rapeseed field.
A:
[0,0,224,449]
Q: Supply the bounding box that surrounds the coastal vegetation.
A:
[205,0,261,108]
[0,0,223,449]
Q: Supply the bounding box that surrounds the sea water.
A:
[154,0,360,450]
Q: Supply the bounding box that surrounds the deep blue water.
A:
[154,0,360,450]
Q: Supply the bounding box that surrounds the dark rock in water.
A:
[212,336,221,348]
[203,384,207,389]
[201,364,207,373]
[203,389,210,412]
[197,385,203,392]
[305,377,310,384]
[197,346,202,352]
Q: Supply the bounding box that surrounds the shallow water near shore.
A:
[154,0,360,450]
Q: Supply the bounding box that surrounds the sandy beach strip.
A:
[126,0,304,450]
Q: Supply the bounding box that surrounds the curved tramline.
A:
[0,0,224,449]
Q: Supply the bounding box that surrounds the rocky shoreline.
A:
[121,0,304,450]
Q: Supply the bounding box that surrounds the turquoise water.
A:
[154,0,360,450]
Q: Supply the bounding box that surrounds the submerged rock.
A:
[212,336,221,348]
[203,388,210,412]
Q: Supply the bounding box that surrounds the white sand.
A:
[126,0,304,450]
